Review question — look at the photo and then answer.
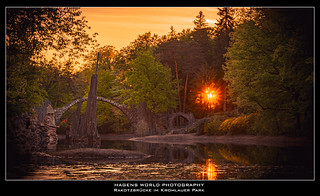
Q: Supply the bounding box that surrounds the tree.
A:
[119,32,163,63]
[155,38,206,115]
[40,60,77,108]
[122,49,177,113]
[215,8,235,36]
[156,15,221,117]
[6,8,97,117]
[80,46,129,132]
[225,21,279,111]
[224,9,313,135]
[84,45,118,71]
[168,25,178,40]
[193,11,209,30]
[155,40,182,113]
[212,7,235,69]
[233,8,264,25]
[211,7,236,112]
[7,8,98,71]
[7,57,47,117]
[178,40,206,113]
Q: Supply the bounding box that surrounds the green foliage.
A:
[224,9,313,135]
[224,20,277,110]
[97,69,115,97]
[252,111,289,135]
[219,114,255,135]
[6,8,97,117]
[204,118,224,135]
[7,8,97,70]
[81,47,123,130]
[7,8,313,137]
[95,69,120,128]
[40,61,81,108]
[123,49,177,113]
[119,32,165,63]
[7,60,47,117]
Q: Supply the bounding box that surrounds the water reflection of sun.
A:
[196,158,217,180]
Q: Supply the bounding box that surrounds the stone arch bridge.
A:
[54,97,132,125]
[168,112,196,129]
[53,97,195,136]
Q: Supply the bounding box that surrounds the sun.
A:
[195,83,222,109]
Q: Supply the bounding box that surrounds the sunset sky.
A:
[80,7,219,50]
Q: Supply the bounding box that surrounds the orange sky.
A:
[81,7,219,50]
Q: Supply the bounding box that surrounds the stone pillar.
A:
[42,105,58,150]
[67,102,82,145]
[33,100,58,151]
[133,102,155,136]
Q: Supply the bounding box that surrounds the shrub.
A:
[193,119,207,135]
[252,110,297,136]
[204,118,224,135]
[219,114,256,135]
[219,118,235,134]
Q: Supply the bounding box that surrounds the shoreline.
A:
[51,148,150,164]
[128,133,312,147]
[58,133,312,147]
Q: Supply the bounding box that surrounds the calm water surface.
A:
[24,135,313,180]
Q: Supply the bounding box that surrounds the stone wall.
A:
[8,98,58,161]
[7,107,59,178]
[7,110,58,156]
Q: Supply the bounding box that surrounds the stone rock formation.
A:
[72,74,100,148]
[8,100,59,159]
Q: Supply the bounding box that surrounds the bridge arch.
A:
[54,97,130,125]
[53,97,196,136]
[168,112,195,129]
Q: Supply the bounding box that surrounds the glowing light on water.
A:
[196,158,218,180]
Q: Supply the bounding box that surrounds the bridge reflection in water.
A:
[23,138,312,180]
[196,158,217,180]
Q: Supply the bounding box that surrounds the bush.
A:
[219,118,235,134]
[204,118,224,135]
[219,114,256,135]
[252,110,299,136]
[192,119,207,135]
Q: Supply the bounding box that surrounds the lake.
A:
[23,134,314,180]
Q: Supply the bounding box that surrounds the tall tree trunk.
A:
[174,56,181,113]
[223,82,227,112]
[183,72,189,113]
[174,56,182,126]
[54,78,61,108]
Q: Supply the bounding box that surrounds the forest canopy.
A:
[6,7,314,136]
[224,8,313,135]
